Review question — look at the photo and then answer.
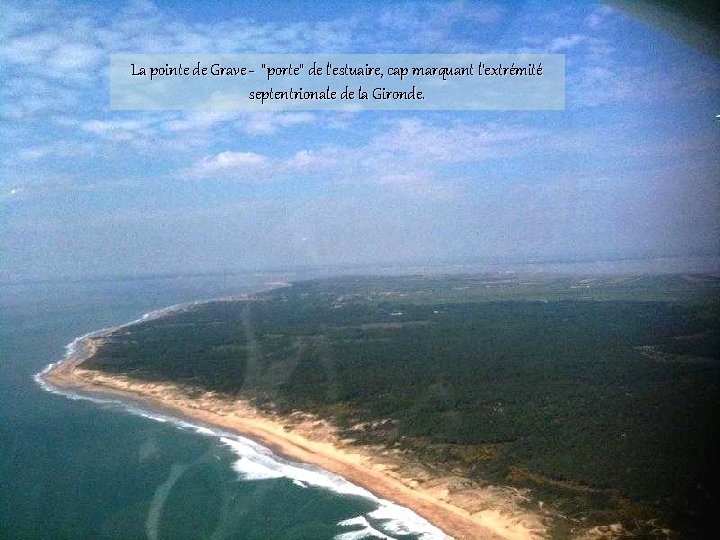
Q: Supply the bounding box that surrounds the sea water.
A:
[0,274,442,540]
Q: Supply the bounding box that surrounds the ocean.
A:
[0,274,441,540]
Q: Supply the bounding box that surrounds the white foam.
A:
[34,299,447,540]
[218,436,376,497]
[36,376,446,538]
[33,298,219,397]
[136,411,169,423]
[335,514,395,539]
[231,456,285,481]
[215,436,446,538]
[338,516,370,527]
[366,505,445,538]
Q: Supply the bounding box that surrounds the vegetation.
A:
[84,274,720,537]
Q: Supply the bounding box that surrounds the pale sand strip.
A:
[42,335,546,540]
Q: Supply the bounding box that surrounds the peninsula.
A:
[42,274,719,539]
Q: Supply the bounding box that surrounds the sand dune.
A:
[43,334,546,540]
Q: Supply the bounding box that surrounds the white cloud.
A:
[189,151,270,177]
[0,175,140,202]
[370,1,503,52]
[0,0,356,120]
[287,149,337,170]
[2,77,81,119]
[188,123,471,185]
[548,34,588,52]
[162,111,243,133]
[510,5,720,108]
[48,42,104,75]
[269,118,546,191]
[17,141,94,161]
[584,5,618,29]
[372,118,538,162]
[3,0,718,197]
[243,112,316,135]
[82,119,149,137]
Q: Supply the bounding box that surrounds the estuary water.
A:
[0,274,440,540]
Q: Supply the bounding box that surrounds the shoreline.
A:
[39,321,547,540]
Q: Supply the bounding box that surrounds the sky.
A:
[1,0,719,280]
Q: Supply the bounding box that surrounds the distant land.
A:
[44,273,719,539]
[6,254,720,286]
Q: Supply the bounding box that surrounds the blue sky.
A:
[1,0,718,279]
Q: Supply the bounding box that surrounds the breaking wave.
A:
[34,305,447,540]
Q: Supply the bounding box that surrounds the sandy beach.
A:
[42,332,547,540]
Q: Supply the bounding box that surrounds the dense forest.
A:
[84,274,720,537]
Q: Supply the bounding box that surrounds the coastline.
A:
[39,320,547,540]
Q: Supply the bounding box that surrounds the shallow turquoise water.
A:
[0,275,435,540]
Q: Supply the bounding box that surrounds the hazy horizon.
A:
[2,254,718,286]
